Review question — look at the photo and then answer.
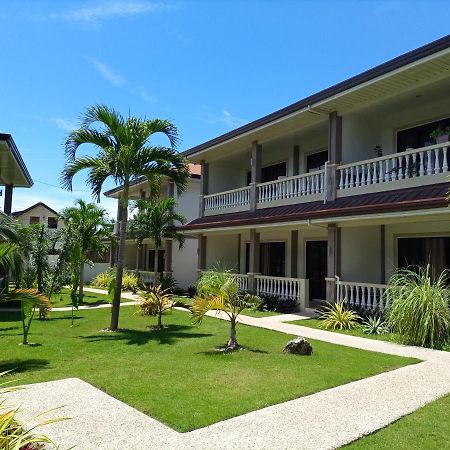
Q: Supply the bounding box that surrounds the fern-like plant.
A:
[385,266,450,348]
[319,302,361,330]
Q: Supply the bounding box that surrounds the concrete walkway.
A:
[7,299,450,449]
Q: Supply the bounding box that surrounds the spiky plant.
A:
[319,302,361,330]
[138,284,172,329]
[362,315,388,335]
[191,270,260,351]
[61,104,189,331]
[385,266,450,348]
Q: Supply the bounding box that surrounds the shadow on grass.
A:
[45,316,83,322]
[0,311,22,322]
[0,359,50,374]
[82,324,213,346]
[198,345,269,356]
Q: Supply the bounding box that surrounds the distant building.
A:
[12,202,63,230]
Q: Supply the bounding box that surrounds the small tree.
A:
[138,285,172,329]
[60,199,111,304]
[129,198,186,282]
[191,270,260,351]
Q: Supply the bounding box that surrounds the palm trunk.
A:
[79,260,85,304]
[135,246,140,276]
[227,317,239,350]
[157,308,163,329]
[153,248,159,286]
[110,202,128,331]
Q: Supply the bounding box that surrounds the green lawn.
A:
[50,288,127,307]
[287,318,400,341]
[0,308,417,432]
[346,394,450,449]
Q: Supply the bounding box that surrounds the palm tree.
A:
[60,199,111,303]
[129,197,186,282]
[61,105,189,330]
[191,270,260,351]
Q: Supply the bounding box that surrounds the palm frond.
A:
[191,295,228,324]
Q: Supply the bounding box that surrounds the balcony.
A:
[201,141,449,216]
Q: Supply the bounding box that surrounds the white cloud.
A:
[137,87,158,102]
[50,118,77,132]
[198,106,247,128]
[50,1,173,23]
[87,57,125,86]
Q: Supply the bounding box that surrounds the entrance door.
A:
[306,240,327,301]
[245,241,286,277]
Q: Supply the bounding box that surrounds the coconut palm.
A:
[191,270,260,351]
[129,198,186,282]
[60,199,111,303]
[61,105,189,330]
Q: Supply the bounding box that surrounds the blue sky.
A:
[1,0,449,218]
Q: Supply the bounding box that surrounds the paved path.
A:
[7,304,450,449]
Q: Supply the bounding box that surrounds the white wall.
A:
[174,178,201,223]
[340,226,382,284]
[85,263,110,282]
[172,237,198,288]
[205,234,239,271]
[14,204,64,229]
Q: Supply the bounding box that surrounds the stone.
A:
[283,337,313,355]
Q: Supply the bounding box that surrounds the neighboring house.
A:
[12,202,63,230]
[182,35,450,311]
[0,133,33,214]
[101,164,201,289]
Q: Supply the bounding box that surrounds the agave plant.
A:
[385,265,450,348]
[362,315,388,335]
[319,302,361,330]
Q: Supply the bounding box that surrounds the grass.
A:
[0,308,417,432]
[286,318,397,341]
[50,288,128,307]
[346,394,450,449]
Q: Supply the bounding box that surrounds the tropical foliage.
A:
[129,197,186,281]
[61,104,189,331]
[319,302,361,330]
[92,268,139,292]
[138,284,172,329]
[362,315,388,335]
[60,199,111,304]
[191,270,260,350]
[385,266,450,348]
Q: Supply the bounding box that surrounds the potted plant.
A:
[430,126,450,144]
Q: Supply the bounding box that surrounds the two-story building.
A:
[12,202,63,230]
[182,35,450,311]
[103,164,201,289]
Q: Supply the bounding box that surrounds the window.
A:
[247,162,287,185]
[397,237,450,278]
[148,250,165,272]
[397,117,450,152]
[48,217,58,229]
[306,150,328,172]
[29,216,40,224]
[245,241,285,277]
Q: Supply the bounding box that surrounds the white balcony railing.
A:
[337,280,388,311]
[337,142,449,193]
[257,171,325,204]
[232,273,249,291]
[139,270,156,284]
[204,186,251,213]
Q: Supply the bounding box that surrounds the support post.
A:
[248,228,260,293]
[326,224,340,302]
[199,161,209,218]
[250,141,262,211]
[326,112,341,203]
[197,234,207,277]
[3,184,13,215]
[293,145,300,176]
[164,239,173,277]
[380,225,386,284]
[290,230,298,278]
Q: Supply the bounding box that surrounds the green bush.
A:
[385,266,450,349]
[319,302,361,330]
[122,271,139,291]
[92,269,139,292]
[91,269,114,288]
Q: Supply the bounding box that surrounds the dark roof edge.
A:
[103,173,201,197]
[0,133,33,186]
[12,202,59,217]
[182,34,450,157]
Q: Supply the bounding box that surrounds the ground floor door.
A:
[397,236,450,277]
[306,240,327,301]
